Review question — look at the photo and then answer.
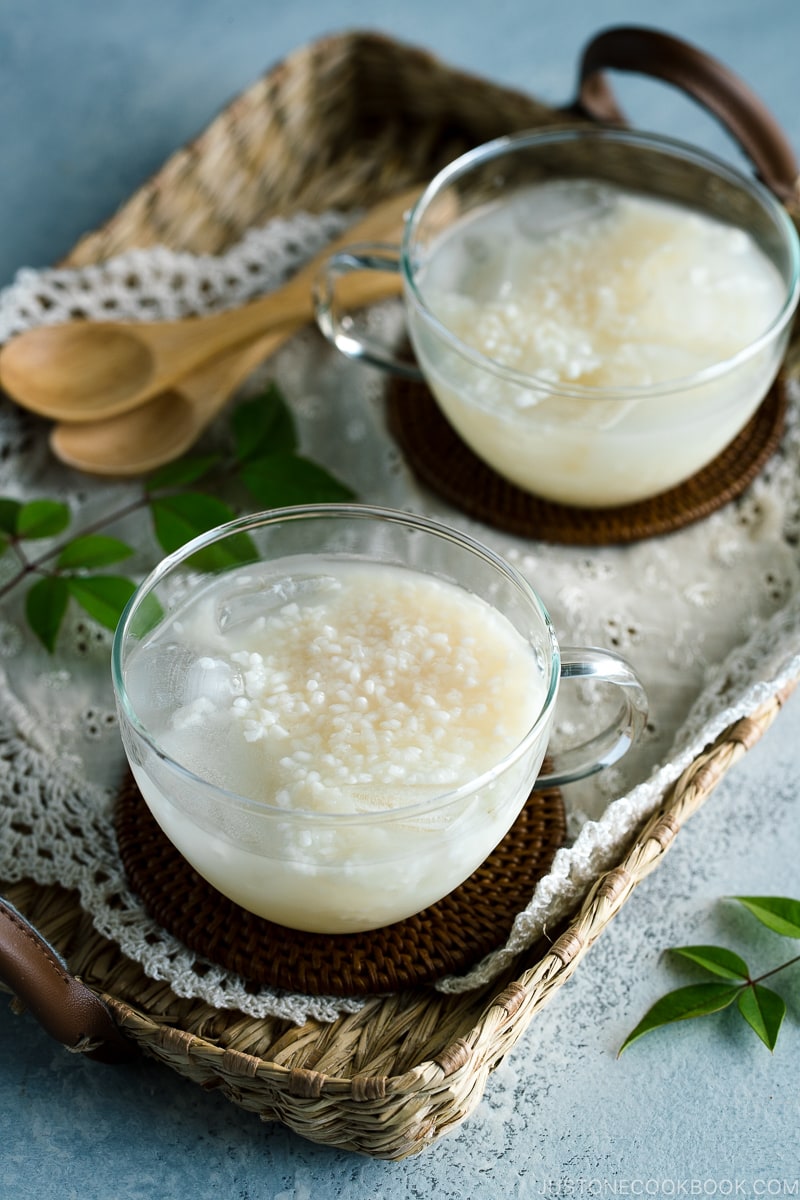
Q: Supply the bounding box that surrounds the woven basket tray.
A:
[3,28,800,1160]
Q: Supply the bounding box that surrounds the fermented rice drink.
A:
[123,559,547,930]
[409,181,786,505]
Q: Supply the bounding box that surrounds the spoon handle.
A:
[144,187,418,376]
[177,330,289,418]
[0,186,419,424]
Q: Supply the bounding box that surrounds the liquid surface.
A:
[422,181,785,390]
[126,559,545,813]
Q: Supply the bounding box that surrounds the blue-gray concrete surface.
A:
[2,1,800,1194]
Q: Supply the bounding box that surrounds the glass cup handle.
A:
[535,647,649,789]
[312,242,423,380]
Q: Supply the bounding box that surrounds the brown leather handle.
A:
[0,896,133,1063]
[573,25,799,203]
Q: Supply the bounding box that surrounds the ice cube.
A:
[454,231,512,301]
[123,641,194,729]
[123,642,242,730]
[186,656,244,705]
[512,181,615,240]
[215,570,341,634]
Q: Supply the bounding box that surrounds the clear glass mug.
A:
[112,504,647,934]
[314,127,800,508]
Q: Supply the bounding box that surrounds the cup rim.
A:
[401,124,800,402]
[112,503,562,826]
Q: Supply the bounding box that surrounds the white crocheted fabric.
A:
[0,209,798,1022]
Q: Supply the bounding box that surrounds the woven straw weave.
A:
[3,688,789,1158]
[3,31,799,1158]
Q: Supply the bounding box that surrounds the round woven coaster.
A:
[385,375,787,545]
[115,775,565,997]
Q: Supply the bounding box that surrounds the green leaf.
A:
[145,454,220,492]
[16,499,70,540]
[149,493,256,572]
[67,575,136,632]
[733,896,800,939]
[186,534,257,573]
[149,492,237,555]
[669,945,750,982]
[232,384,297,462]
[56,534,134,570]
[737,984,785,1051]
[0,498,22,535]
[619,982,741,1054]
[241,453,355,509]
[126,591,165,641]
[25,575,69,652]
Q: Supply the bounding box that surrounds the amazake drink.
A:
[316,132,799,503]
[114,507,647,934]
[408,178,789,506]
[120,556,549,932]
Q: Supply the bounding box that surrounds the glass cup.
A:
[112,504,647,934]
[314,127,800,508]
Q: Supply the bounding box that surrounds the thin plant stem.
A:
[750,952,800,986]
[0,458,235,603]
[0,494,150,602]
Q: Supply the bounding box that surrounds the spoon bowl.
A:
[51,388,203,476]
[50,329,286,475]
[4,326,155,419]
[1,186,420,424]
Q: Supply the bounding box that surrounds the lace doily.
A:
[1,208,799,1022]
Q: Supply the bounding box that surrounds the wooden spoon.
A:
[1,186,419,423]
[49,329,287,475]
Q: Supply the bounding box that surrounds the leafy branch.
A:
[619,896,800,1054]
[0,383,354,651]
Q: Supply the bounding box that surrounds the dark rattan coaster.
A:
[115,774,565,997]
[386,374,787,545]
